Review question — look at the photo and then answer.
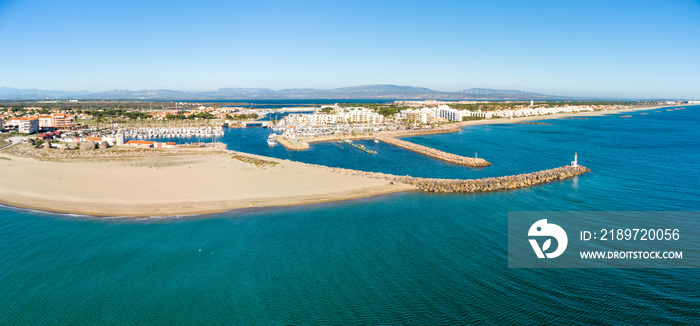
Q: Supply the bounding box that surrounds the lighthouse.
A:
[571,152,578,167]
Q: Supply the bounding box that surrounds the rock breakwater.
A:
[377,137,491,167]
[320,165,590,193]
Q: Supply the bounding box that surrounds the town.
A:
[0,99,691,151]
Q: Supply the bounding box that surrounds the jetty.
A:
[321,165,590,193]
[275,133,490,167]
[275,136,309,150]
[377,137,491,167]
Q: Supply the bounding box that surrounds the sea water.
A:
[0,106,698,324]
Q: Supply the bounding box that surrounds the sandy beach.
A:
[0,151,413,217]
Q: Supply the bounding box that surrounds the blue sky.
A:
[0,0,698,98]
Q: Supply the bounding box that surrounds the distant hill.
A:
[0,85,572,100]
[0,87,92,100]
[457,88,556,99]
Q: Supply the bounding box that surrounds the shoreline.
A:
[0,105,675,218]
[0,182,409,218]
[277,105,673,150]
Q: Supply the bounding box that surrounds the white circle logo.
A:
[528,219,568,258]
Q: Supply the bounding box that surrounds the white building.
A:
[400,105,467,123]
[5,117,39,134]
[463,110,493,119]
[432,105,464,122]
[283,107,383,125]
[338,107,384,124]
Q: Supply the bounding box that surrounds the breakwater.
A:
[276,132,490,167]
[275,136,309,150]
[319,165,590,193]
[377,137,491,167]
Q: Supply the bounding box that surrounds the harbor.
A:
[272,133,490,167]
[109,126,225,140]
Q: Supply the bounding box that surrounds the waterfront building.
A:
[37,115,54,130]
[282,126,297,139]
[463,110,494,119]
[432,105,464,121]
[283,107,383,125]
[51,113,78,129]
[124,140,176,149]
[401,108,433,124]
[125,140,154,148]
[338,108,384,124]
[5,117,39,134]
[400,106,464,123]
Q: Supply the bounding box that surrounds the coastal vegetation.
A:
[231,154,279,169]
[226,113,259,120]
[165,112,216,120]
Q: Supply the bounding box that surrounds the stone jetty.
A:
[276,132,490,167]
[275,136,309,150]
[318,165,590,193]
[377,137,491,167]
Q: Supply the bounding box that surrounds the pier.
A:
[340,139,376,154]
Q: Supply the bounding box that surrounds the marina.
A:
[116,126,225,139]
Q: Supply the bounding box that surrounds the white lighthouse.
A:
[530,100,534,106]
[571,152,578,167]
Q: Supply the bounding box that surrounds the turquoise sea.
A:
[1,106,698,324]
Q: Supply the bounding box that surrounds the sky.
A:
[0,0,698,99]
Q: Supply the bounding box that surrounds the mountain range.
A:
[0,85,574,101]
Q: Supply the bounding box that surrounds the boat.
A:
[267,134,276,146]
[374,140,379,143]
